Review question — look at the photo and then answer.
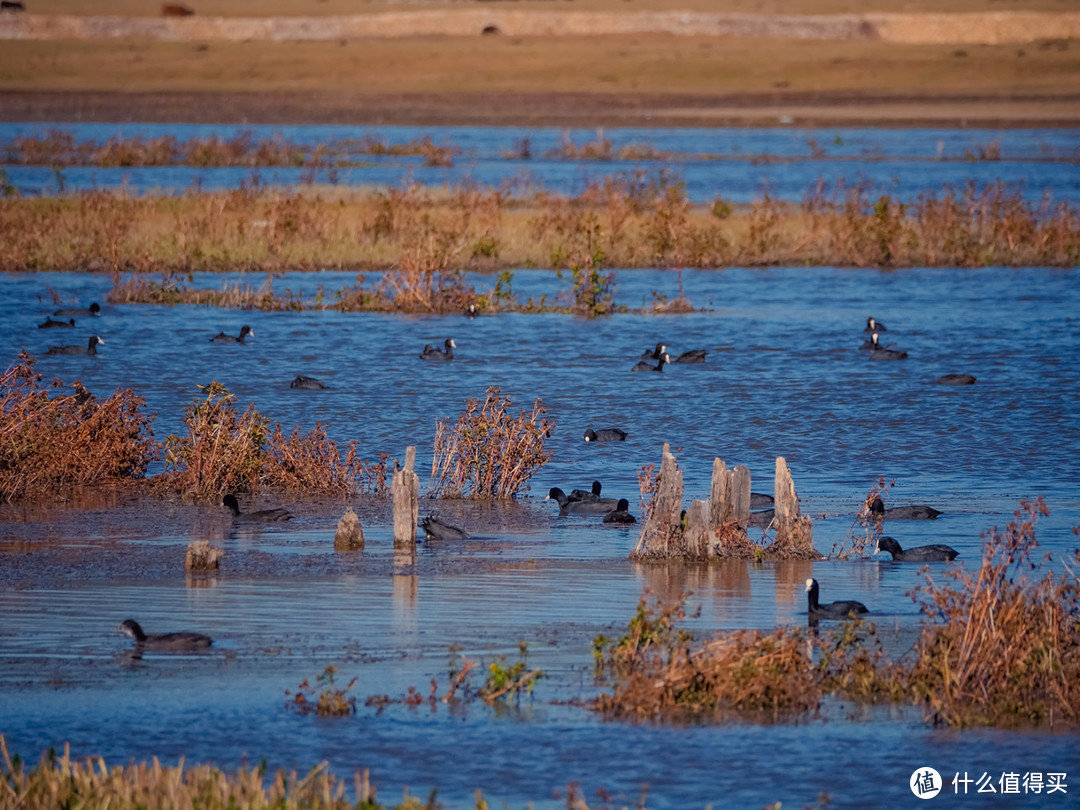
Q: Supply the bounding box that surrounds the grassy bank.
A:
[1,182,1076,312]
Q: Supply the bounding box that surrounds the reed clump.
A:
[160,383,387,499]
[905,497,1080,727]
[429,386,553,499]
[0,353,157,501]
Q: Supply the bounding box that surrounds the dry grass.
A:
[160,382,388,500]
[4,181,1076,282]
[0,353,157,501]
[429,386,553,499]
[595,501,1080,728]
[906,497,1080,727]
[0,735,404,810]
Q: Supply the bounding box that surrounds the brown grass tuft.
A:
[0,353,157,501]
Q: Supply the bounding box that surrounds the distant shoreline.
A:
[2,89,1078,129]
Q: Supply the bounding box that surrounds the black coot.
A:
[46,335,104,355]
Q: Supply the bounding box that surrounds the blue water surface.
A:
[1,261,1079,808]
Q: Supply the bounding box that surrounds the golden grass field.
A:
[1,0,1078,126]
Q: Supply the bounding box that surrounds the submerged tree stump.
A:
[767,456,817,558]
[709,460,752,556]
[334,504,364,551]
[632,443,684,559]
[392,446,420,552]
[632,446,818,561]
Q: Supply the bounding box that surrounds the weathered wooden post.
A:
[632,443,684,559]
[392,446,419,552]
[769,456,816,557]
[683,499,711,558]
[334,504,364,551]
[707,459,751,556]
[184,539,222,571]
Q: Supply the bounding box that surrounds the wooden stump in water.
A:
[632,443,683,559]
[184,540,222,571]
[392,446,420,551]
[334,505,364,551]
[768,456,817,557]
[683,499,711,558]
[709,460,752,556]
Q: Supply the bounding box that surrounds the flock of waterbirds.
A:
[27,301,959,645]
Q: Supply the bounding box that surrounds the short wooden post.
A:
[392,446,419,552]
[334,505,364,551]
[769,456,816,557]
[708,460,751,557]
[632,443,684,559]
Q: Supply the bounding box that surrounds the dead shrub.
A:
[0,353,157,501]
[262,423,366,496]
[905,497,1080,727]
[160,382,269,499]
[429,386,553,499]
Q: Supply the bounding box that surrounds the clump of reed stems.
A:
[905,497,1080,727]
[428,386,553,499]
[0,353,157,501]
[161,383,386,499]
[830,476,891,559]
[0,736,399,810]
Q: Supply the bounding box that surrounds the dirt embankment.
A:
[1,10,1079,44]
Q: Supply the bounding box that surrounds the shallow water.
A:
[2,123,1078,203]
[2,265,1079,808]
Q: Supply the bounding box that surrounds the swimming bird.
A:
[38,317,75,328]
[420,338,456,361]
[805,578,869,619]
[603,498,636,524]
[936,373,976,385]
[210,325,253,344]
[631,353,671,372]
[568,480,603,502]
[54,302,100,318]
[464,304,479,318]
[421,514,470,541]
[673,349,706,364]
[875,536,958,562]
[860,332,885,350]
[222,493,292,522]
[118,619,212,651]
[584,428,627,442]
[869,497,942,521]
[546,487,619,514]
[290,375,326,390]
[46,335,104,355]
[639,342,667,359]
[865,316,886,333]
